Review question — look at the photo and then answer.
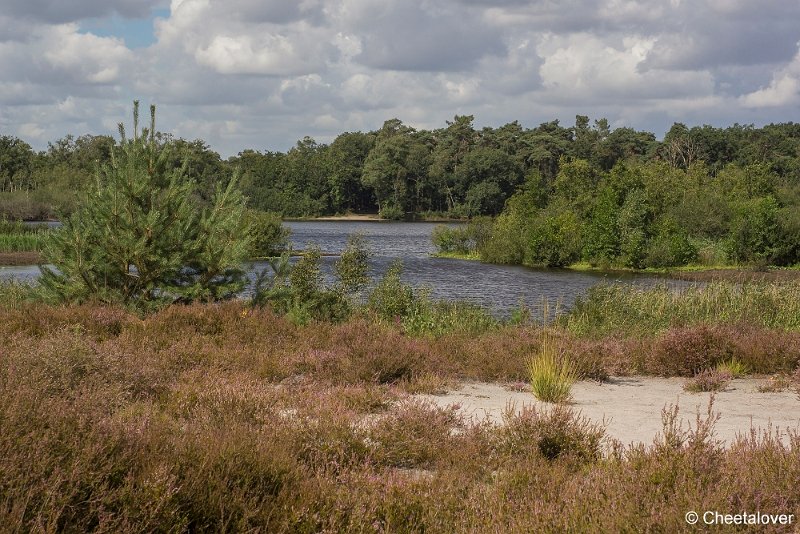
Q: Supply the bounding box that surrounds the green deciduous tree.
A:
[726,196,784,265]
[244,210,289,258]
[583,186,621,265]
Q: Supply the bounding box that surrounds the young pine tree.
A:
[40,101,251,306]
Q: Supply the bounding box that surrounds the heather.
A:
[1,301,799,532]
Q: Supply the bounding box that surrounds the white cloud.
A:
[1,0,799,155]
[537,33,714,103]
[740,49,800,108]
[196,34,313,76]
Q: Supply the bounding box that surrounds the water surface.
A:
[2,220,684,316]
[280,221,680,316]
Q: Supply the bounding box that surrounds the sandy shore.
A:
[285,214,465,222]
[0,251,40,266]
[286,214,383,222]
[419,378,800,447]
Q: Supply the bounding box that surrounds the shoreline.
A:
[433,252,800,282]
[0,251,41,266]
[284,214,466,223]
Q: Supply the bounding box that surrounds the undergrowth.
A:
[1,312,798,532]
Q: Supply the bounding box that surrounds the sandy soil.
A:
[0,251,40,266]
[286,214,383,222]
[419,378,800,447]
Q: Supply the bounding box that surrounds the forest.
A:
[2,115,799,268]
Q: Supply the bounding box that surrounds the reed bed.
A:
[565,281,800,336]
[0,232,49,252]
[0,220,52,252]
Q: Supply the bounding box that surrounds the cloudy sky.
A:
[1,0,798,156]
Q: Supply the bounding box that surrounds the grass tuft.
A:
[526,333,578,403]
[715,358,749,378]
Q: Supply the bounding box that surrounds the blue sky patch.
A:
[80,8,169,49]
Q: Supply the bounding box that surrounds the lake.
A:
[265,220,682,316]
[1,220,684,316]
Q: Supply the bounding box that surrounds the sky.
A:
[0,0,798,157]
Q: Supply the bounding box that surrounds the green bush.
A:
[726,196,787,265]
[252,238,371,324]
[378,203,404,220]
[285,247,350,323]
[431,225,474,255]
[644,219,697,268]
[524,210,582,267]
[334,233,372,296]
[367,260,415,320]
[244,210,289,258]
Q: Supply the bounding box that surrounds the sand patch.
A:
[418,378,800,447]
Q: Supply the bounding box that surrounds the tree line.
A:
[438,156,800,269]
[2,113,799,267]
[2,115,798,222]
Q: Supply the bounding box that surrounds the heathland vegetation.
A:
[2,277,800,530]
[2,105,800,530]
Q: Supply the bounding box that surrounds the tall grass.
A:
[0,280,41,307]
[0,219,52,252]
[566,281,800,336]
[0,233,49,252]
[526,332,578,403]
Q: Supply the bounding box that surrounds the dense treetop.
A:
[2,115,798,221]
[2,114,799,267]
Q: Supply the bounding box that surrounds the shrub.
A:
[684,368,733,392]
[526,334,578,403]
[499,404,605,462]
[523,210,582,267]
[244,210,289,258]
[369,401,462,468]
[252,246,351,324]
[378,202,404,220]
[367,260,416,320]
[333,233,372,296]
[431,224,474,255]
[648,325,734,377]
[644,218,697,268]
[726,195,785,265]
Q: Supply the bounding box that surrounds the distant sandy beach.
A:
[286,214,383,222]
